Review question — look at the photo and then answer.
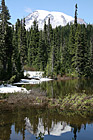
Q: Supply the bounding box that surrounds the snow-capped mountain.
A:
[25,10,86,30]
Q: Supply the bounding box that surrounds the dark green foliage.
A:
[0,0,12,80]
[0,1,93,81]
[90,36,93,76]
[27,20,39,68]
[12,19,24,80]
[75,25,90,77]
[74,3,78,28]
[68,25,75,68]
[19,19,27,65]
[26,21,93,78]
[0,0,23,81]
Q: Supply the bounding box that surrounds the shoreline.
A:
[0,92,93,115]
[57,75,78,81]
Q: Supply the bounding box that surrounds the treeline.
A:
[0,0,26,81]
[0,1,93,81]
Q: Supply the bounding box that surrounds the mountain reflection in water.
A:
[25,117,71,136]
[0,108,93,140]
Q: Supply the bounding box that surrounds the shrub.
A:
[9,75,16,83]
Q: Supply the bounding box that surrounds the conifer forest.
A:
[0,0,93,82]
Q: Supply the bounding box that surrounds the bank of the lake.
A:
[0,91,93,116]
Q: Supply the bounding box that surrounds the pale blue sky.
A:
[5,0,93,24]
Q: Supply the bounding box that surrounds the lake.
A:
[23,78,93,98]
[0,79,93,140]
[0,108,93,140]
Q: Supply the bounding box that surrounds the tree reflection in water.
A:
[37,79,93,98]
[36,132,44,140]
[0,108,93,140]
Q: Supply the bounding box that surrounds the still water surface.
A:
[0,108,93,140]
[23,79,93,98]
[0,79,93,140]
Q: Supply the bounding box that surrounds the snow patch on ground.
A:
[15,71,53,85]
[0,71,53,93]
[24,71,44,78]
[0,84,28,93]
[14,78,53,85]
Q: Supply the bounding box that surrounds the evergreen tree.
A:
[90,36,93,76]
[69,25,75,68]
[75,25,89,77]
[6,25,13,79]
[20,18,27,66]
[53,27,61,74]
[12,19,23,81]
[0,1,92,80]
[74,4,78,28]
[46,29,56,77]
[0,0,12,79]
[61,40,70,75]
[46,44,54,77]
[28,20,39,68]
[43,21,48,65]
[47,18,53,55]
[35,31,45,70]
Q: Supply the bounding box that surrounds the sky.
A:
[5,0,93,24]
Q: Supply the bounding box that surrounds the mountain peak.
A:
[25,10,86,30]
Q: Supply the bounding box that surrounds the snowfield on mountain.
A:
[25,10,86,30]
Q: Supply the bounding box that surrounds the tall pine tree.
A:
[74,4,78,28]
[0,0,13,79]
[75,25,89,77]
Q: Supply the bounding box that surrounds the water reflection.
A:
[22,79,93,98]
[39,79,93,98]
[25,117,71,136]
[0,108,93,140]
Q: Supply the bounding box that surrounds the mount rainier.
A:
[25,10,86,30]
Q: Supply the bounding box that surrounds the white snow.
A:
[24,70,44,78]
[25,10,86,30]
[0,71,53,93]
[14,78,53,85]
[0,84,28,93]
[15,71,53,85]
